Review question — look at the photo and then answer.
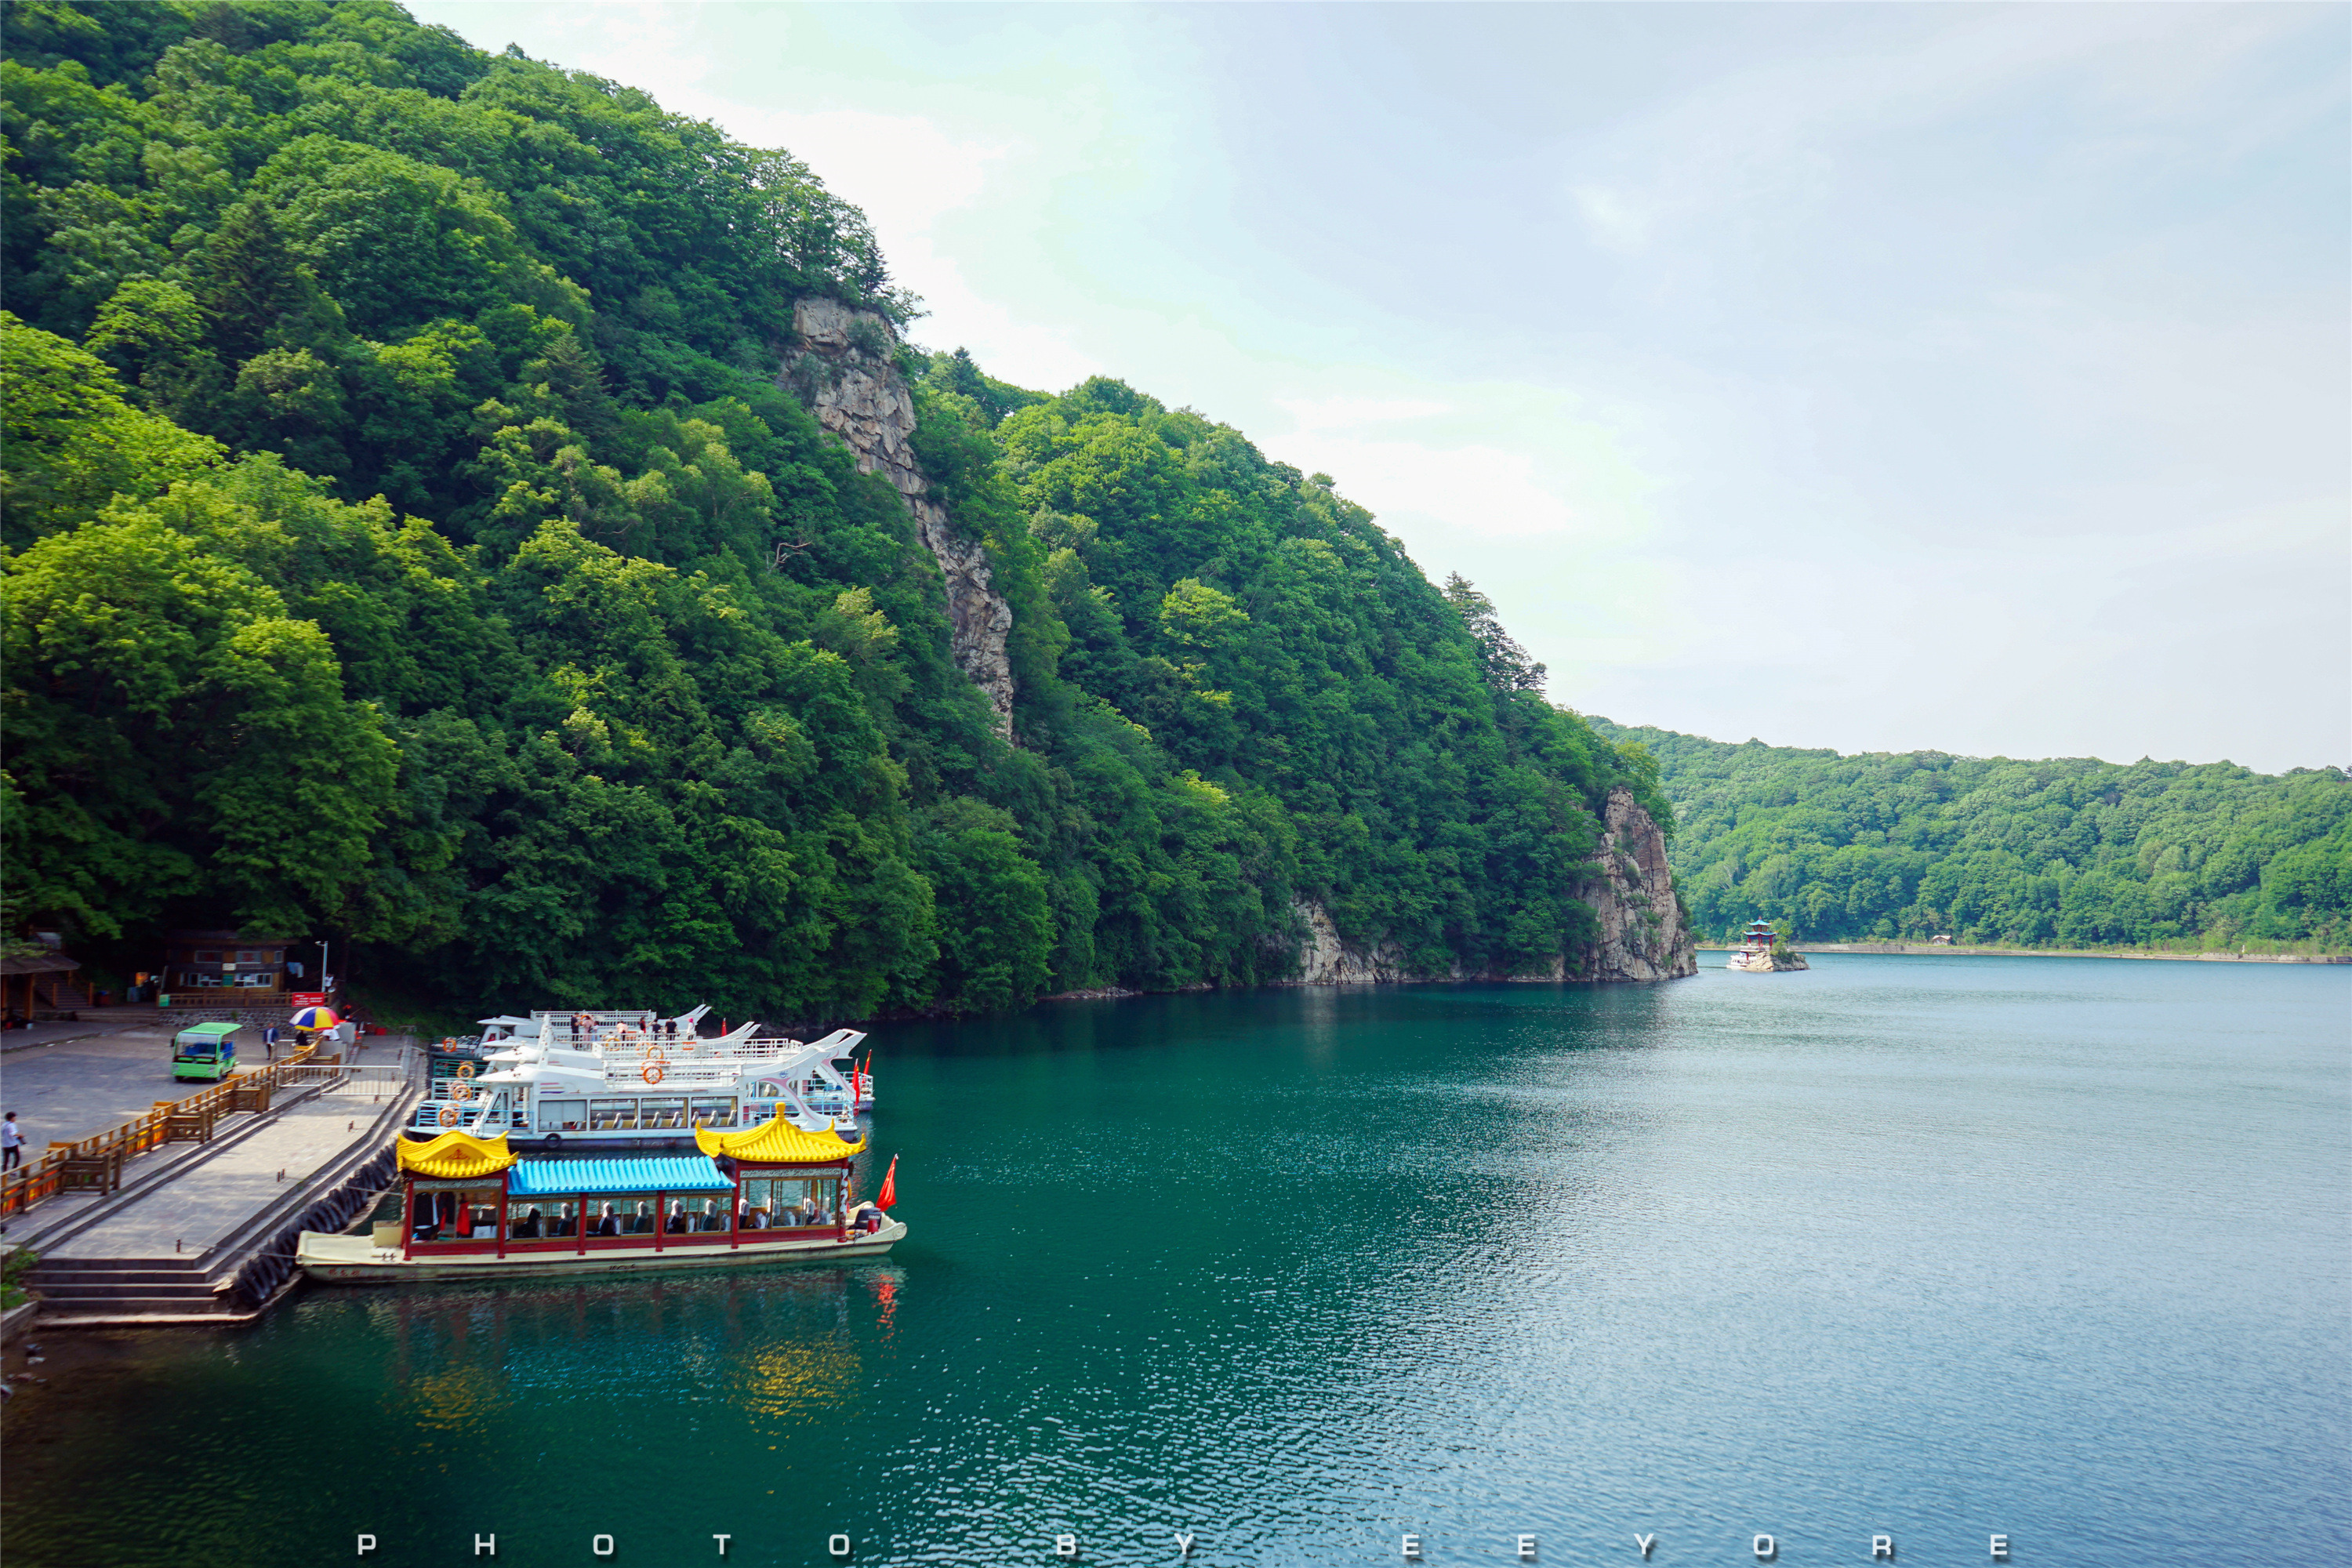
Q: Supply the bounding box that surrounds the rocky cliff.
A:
[1570,785,1700,982]
[786,298,1016,738]
[1290,786,1697,985]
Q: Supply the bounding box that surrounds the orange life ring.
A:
[437,1107,459,1127]
[641,1062,666,1086]
[456,1062,475,1080]
[454,1083,476,1102]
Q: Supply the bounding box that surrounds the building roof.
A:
[0,953,80,976]
[695,1115,865,1164]
[509,1156,735,1197]
[397,1128,517,1179]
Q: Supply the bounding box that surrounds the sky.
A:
[409,2,2350,775]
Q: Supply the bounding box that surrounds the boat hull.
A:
[296,1221,906,1283]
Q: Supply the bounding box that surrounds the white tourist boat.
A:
[406,1011,875,1150]
[297,1120,903,1283]
[472,1008,875,1109]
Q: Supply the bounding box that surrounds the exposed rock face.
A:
[1293,899,1420,985]
[787,297,1014,738]
[1289,786,1697,985]
[1569,786,1700,982]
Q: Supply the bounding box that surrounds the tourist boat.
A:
[405,1016,874,1149]
[295,1120,903,1283]
[471,1007,875,1111]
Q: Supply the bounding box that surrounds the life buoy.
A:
[641,1062,666,1086]
[437,1107,459,1128]
[456,1062,475,1080]
[454,1083,476,1102]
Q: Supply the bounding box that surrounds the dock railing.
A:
[281,1059,414,1096]
[0,1041,347,1218]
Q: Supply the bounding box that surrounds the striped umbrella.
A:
[289,1005,340,1031]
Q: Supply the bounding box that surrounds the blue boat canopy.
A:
[508,1156,732,1196]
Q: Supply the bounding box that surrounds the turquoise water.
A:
[4,956,2346,1566]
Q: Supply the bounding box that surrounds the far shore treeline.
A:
[2,0,1675,1023]
[1590,721,2350,954]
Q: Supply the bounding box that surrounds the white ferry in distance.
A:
[408,1008,874,1151]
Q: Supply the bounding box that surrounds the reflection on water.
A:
[347,1266,903,1432]
[3,960,2347,1568]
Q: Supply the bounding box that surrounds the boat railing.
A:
[579,1033,811,1058]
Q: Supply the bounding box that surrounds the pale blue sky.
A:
[412,2,2350,773]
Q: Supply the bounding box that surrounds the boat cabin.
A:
[393,1117,873,1261]
[411,1026,867,1147]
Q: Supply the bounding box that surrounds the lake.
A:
[3,955,2345,1566]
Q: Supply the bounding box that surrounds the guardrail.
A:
[282,1061,412,1095]
[0,1043,328,1218]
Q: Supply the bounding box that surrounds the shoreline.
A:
[1697,943,2348,965]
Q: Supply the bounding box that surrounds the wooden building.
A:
[2,951,85,1021]
[158,930,296,1004]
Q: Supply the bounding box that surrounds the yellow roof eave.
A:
[397,1127,517,1179]
[694,1115,866,1164]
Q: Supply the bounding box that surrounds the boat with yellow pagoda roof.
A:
[294,1118,904,1283]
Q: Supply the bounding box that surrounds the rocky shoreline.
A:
[1697,943,2347,965]
[1287,787,1696,985]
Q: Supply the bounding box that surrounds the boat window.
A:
[579,1195,660,1236]
[740,1174,839,1229]
[506,1199,574,1239]
[638,1097,687,1131]
[411,1185,503,1244]
[537,1099,586,1132]
[588,1098,637,1131]
[689,1098,735,1127]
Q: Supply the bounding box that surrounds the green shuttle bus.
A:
[172,1021,244,1081]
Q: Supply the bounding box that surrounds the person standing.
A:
[263,1023,280,1062]
[1,1111,22,1171]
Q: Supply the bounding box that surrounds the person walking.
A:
[1,1111,23,1172]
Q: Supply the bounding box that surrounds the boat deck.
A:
[298,1219,906,1282]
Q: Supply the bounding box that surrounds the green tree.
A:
[2,505,397,938]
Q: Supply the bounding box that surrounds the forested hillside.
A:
[1588,721,2351,952]
[1,0,1671,1020]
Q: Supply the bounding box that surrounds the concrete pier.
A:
[5,1042,422,1325]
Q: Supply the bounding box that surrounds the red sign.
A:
[290,992,327,1007]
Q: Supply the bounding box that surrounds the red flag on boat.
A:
[876,1153,898,1210]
